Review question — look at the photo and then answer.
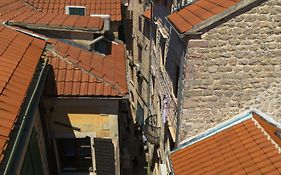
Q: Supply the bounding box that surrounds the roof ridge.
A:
[251,117,281,153]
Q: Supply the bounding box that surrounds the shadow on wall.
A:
[39,101,82,174]
[44,66,58,96]
[119,100,147,175]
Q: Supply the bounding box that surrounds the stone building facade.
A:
[127,0,185,174]
[182,0,281,140]
[128,0,151,124]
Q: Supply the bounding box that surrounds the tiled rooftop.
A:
[0,0,126,166]
[171,110,281,174]
[0,0,104,32]
[0,26,45,162]
[168,0,241,33]
[24,0,122,21]
[45,39,127,96]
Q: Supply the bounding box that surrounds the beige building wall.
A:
[182,0,281,140]
[43,98,120,175]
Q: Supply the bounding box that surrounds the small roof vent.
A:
[275,130,281,140]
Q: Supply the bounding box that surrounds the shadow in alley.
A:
[119,101,147,175]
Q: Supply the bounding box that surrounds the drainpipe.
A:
[3,60,49,175]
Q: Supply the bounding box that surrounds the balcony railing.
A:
[143,114,161,145]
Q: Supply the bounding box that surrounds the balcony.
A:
[143,114,161,145]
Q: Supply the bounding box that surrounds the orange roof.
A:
[171,109,281,174]
[142,8,151,20]
[0,0,104,32]
[0,26,45,162]
[24,0,122,21]
[45,39,128,96]
[168,0,241,33]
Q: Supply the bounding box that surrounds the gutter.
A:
[3,59,49,175]
[2,22,48,41]
[54,95,129,100]
[172,110,253,153]
[7,22,103,34]
[164,16,185,38]
[164,16,201,39]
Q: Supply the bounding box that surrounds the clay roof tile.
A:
[171,110,281,175]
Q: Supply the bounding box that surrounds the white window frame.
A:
[65,6,86,16]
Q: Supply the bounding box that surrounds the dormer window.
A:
[65,6,86,16]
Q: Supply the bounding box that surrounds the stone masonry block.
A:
[188,39,209,48]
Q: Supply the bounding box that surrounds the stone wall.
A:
[182,0,281,140]
[129,0,151,121]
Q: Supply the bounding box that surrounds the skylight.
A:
[65,6,86,16]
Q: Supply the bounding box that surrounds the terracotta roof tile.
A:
[168,0,241,33]
[24,0,122,21]
[0,26,45,162]
[45,39,127,97]
[0,0,104,32]
[171,110,281,175]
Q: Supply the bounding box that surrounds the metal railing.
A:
[143,114,161,145]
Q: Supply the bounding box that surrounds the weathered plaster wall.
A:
[182,0,281,140]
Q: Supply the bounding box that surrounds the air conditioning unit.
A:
[90,14,110,31]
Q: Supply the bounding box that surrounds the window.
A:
[130,65,134,82]
[143,19,151,39]
[174,65,180,97]
[138,16,142,32]
[56,137,93,172]
[136,102,144,126]
[138,76,143,96]
[160,35,166,66]
[153,24,157,46]
[138,45,142,63]
[65,6,86,16]
[151,75,155,100]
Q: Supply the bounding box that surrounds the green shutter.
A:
[136,103,144,126]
